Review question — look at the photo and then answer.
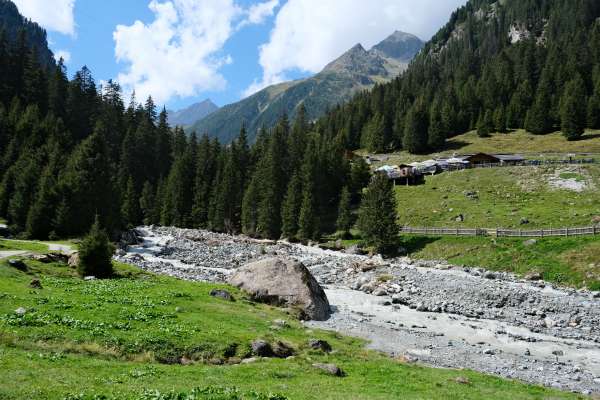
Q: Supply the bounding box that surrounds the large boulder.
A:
[229,258,330,321]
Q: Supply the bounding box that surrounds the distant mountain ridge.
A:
[167,99,219,127]
[188,31,424,143]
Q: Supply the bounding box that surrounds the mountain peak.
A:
[168,99,219,127]
[372,30,424,62]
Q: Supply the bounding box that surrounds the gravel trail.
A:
[117,226,600,395]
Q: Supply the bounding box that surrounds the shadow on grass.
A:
[442,140,470,152]
[401,236,441,254]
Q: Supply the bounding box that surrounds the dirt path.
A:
[117,226,600,395]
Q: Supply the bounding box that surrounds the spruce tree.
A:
[281,173,302,240]
[428,104,446,150]
[561,75,587,141]
[139,181,155,225]
[77,216,115,279]
[298,187,318,242]
[121,176,140,228]
[403,100,428,154]
[25,166,57,239]
[357,173,399,255]
[241,176,260,236]
[336,186,353,238]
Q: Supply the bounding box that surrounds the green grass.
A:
[394,165,600,229]
[0,239,50,253]
[0,259,582,399]
[404,235,600,289]
[366,129,600,166]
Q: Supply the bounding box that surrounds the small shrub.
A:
[77,218,115,279]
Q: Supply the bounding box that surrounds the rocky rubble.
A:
[116,226,600,394]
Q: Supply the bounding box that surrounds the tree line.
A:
[0,24,384,244]
[316,0,600,154]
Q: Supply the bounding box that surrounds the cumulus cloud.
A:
[245,0,467,95]
[12,0,76,36]
[114,0,278,105]
[243,0,279,26]
[54,50,71,64]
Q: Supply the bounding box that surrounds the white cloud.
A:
[244,0,279,26]
[245,0,467,95]
[54,49,71,64]
[12,0,76,36]
[114,0,278,105]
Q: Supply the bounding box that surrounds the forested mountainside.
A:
[2,0,599,244]
[0,0,54,67]
[189,31,424,143]
[0,1,368,242]
[167,99,219,127]
[317,0,600,154]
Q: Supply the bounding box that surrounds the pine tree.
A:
[298,187,318,242]
[561,75,587,141]
[477,110,493,138]
[139,181,155,225]
[281,173,302,239]
[403,100,429,154]
[494,105,507,133]
[121,176,140,228]
[77,216,115,279]
[525,74,554,135]
[25,166,57,239]
[58,129,118,236]
[241,176,260,236]
[336,186,353,238]
[428,104,446,150]
[357,173,399,255]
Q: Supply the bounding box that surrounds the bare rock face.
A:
[229,258,330,321]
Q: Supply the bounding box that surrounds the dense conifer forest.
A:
[0,0,369,240]
[2,0,600,243]
[319,0,600,153]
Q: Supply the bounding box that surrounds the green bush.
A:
[77,218,115,279]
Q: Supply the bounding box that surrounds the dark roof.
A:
[493,154,525,161]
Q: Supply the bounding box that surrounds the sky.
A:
[12,0,467,111]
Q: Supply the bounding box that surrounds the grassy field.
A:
[403,235,600,289]
[369,129,600,166]
[0,239,51,253]
[394,165,600,229]
[0,258,583,400]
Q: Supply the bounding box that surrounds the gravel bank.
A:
[117,226,600,395]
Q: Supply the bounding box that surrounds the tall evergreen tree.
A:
[561,75,587,141]
[357,173,399,255]
[336,186,353,238]
[281,172,302,239]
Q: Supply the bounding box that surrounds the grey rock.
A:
[229,258,330,321]
[312,363,344,377]
[209,289,234,301]
[14,307,26,316]
[308,339,332,352]
[29,279,42,289]
[8,259,27,271]
[251,340,273,357]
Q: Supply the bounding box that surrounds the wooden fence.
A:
[400,226,600,238]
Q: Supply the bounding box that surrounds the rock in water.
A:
[229,258,330,321]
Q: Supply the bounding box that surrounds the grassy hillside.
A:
[395,165,600,229]
[0,258,582,400]
[370,130,600,166]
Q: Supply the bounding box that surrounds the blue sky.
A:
[14,0,467,111]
